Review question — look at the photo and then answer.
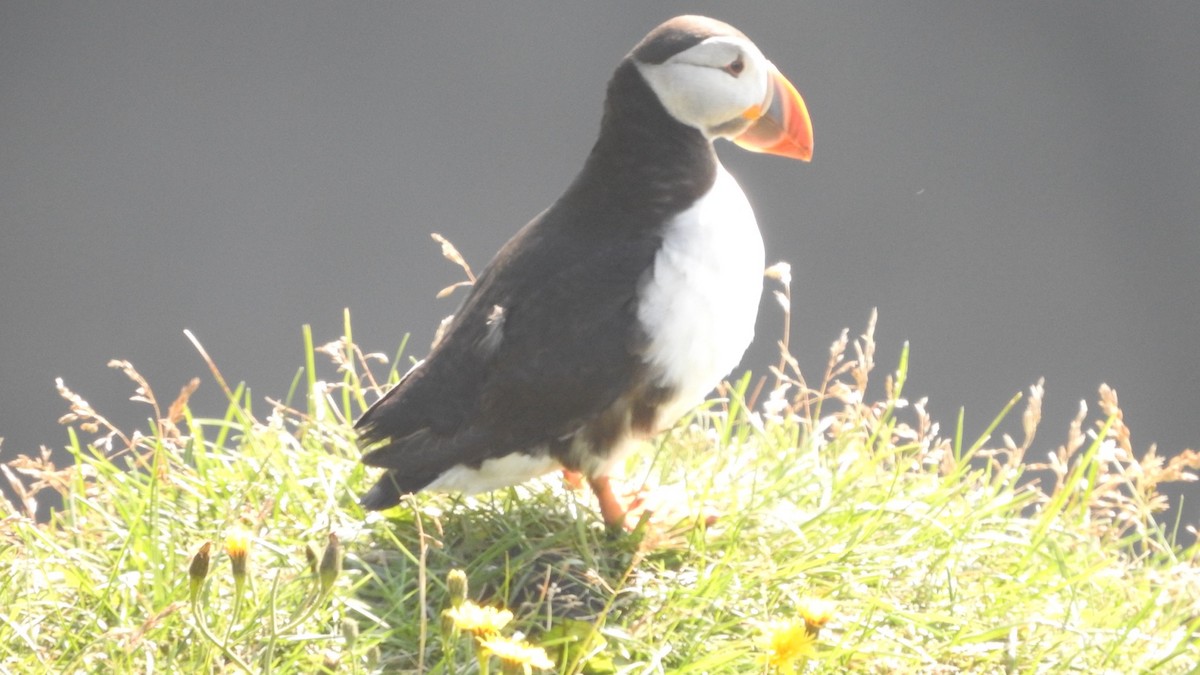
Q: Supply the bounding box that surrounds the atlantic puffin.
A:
[356,15,812,527]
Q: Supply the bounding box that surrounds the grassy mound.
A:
[3,310,1198,673]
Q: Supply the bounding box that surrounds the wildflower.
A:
[225,528,251,585]
[445,600,513,638]
[319,533,342,595]
[796,598,835,634]
[448,568,469,608]
[188,541,212,603]
[479,635,555,674]
[759,618,817,675]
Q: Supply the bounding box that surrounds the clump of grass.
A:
[3,271,1200,672]
[1,322,381,673]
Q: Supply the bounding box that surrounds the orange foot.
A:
[561,468,586,490]
[586,475,634,530]
[586,475,718,532]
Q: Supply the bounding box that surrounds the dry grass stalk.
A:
[761,264,1195,551]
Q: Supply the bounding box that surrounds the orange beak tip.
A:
[733,66,813,162]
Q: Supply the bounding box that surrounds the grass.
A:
[3,295,1200,672]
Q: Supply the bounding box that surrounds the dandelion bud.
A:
[440,608,458,638]
[341,618,359,650]
[188,541,212,603]
[447,569,468,608]
[319,533,342,595]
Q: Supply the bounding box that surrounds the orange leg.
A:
[587,475,628,529]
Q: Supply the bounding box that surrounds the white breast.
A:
[637,164,765,426]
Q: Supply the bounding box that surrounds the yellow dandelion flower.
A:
[760,619,817,675]
[225,528,251,582]
[797,597,835,634]
[479,635,554,674]
[445,600,513,638]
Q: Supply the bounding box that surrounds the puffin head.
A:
[631,15,813,162]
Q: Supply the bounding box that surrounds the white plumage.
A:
[637,164,765,427]
[425,451,560,493]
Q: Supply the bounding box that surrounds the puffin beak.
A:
[732,63,813,162]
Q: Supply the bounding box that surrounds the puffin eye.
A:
[723,56,745,77]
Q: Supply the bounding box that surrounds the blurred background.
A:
[2,2,1197,536]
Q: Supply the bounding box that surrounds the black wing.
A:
[355,202,663,506]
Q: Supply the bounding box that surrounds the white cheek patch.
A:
[638,63,734,133]
[636,38,770,137]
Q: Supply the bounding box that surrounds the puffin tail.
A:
[355,432,441,510]
[359,471,406,510]
[356,427,475,509]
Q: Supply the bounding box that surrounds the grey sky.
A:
[2,2,1197,530]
